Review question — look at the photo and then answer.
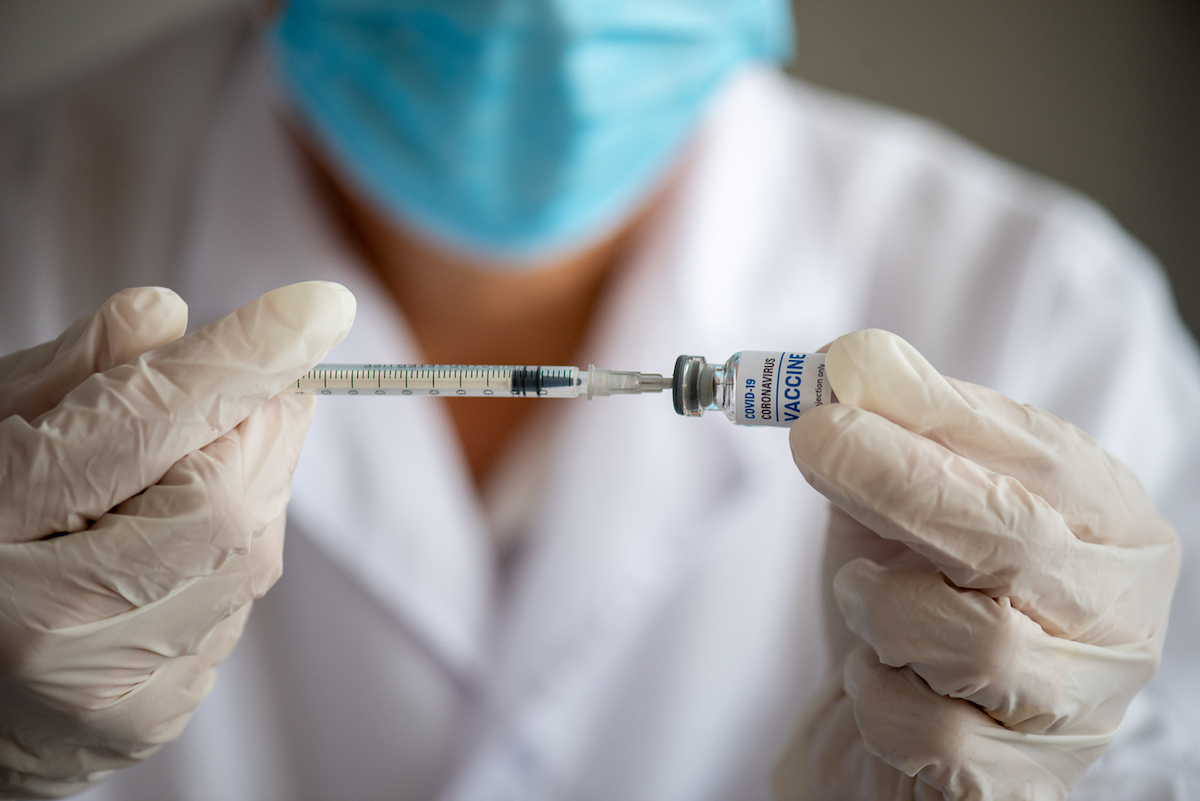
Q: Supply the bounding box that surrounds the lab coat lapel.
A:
[174,49,494,678]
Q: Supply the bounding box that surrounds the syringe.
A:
[292,364,671,399]
[293,350,833,427]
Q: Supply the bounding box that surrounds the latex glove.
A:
[773,329,1180,801]
[0,282,355,798]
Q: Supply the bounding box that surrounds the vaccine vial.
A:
[672,351,833,427]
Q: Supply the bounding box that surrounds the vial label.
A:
[734,351,829,427]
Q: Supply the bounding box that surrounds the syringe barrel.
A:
[293,364,583,397]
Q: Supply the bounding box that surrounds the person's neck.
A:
[306,146,650,484]
[351,208,628,370]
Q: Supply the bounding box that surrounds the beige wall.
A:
[791,0,1200,338]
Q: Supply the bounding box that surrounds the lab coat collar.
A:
[174,45,495,679]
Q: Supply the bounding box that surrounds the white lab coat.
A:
[2,7,1200,800]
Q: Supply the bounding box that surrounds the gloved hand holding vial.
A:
[775,329,1181,800]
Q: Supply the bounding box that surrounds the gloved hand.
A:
[0,281,355,798]
[773,329,1180,801]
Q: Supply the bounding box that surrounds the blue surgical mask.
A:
[272,0,792,262]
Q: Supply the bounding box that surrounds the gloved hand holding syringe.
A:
[294,350,833,426]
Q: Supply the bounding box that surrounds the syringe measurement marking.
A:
[313,367,587,395]
[296,366,510,395]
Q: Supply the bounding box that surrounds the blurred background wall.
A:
[3,0,1198,337]
[789,0,1200,339]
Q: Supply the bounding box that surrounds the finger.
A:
[821,504,936,667]
[945,378,1170,548]
[1,392,312,631]
[825,329,1170,547]
[0,743,119,798]
[0,605,252,782]
[834,559,1156,734]
[0,280,353,540]
[772,676,922,800]
[825,329,1057,468]
[92,602,253,757]
[0,287,187,423]
[17,513,284,714]
[791,403,1174,640]
[824,503,936,574]
[844,646,1109,799]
